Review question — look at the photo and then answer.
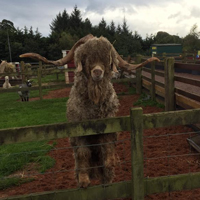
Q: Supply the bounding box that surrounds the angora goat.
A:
[19,34,160,188]
[67,37,119,188]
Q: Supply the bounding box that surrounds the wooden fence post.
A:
[150,61,155,100]
[25,63,29,80]
[164,57,175,111]
[20,61,25,83]
[135,55,142,94]
[130,107,144,200]
[162,52,166,60]
[38,61,43,100]
[182,52,186,63]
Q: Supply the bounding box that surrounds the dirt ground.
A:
[1,83,200,200]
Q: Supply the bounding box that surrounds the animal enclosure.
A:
[1,56,200,199]
[1,105,200,199]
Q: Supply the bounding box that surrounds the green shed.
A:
[151,44,182,56]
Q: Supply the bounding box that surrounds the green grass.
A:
[0,141,55,177]
[0,140,56,190]
[0,92,68,129]
[134,93,165,109]
[128,84,136,94]
[31,73,66,85]
[0,177,34,190]
[0,87,67,190]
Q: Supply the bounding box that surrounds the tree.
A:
[0,19,16,32]
[142,34,156,55]
[96,18,109,37]
[108,21,116,36]
[189,24,200,38]
[155,31,182,44]
[0,19,16,61]
[59,32,79,50]
[183,24,200,52]
[81,18,92,36]
[50,9,70,34]
[69,5,84,36]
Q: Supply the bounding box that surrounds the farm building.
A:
[151,43,182,56]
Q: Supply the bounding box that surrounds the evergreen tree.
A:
[50,9,70,34]
[82,18,92,36]
[2,6,200,62]
[108,21,116,36]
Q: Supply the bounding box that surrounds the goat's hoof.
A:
[78,173,90,188]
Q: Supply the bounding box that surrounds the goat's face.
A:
[26,80,32,87]
[74,37,119,81]
[90,64,105,81]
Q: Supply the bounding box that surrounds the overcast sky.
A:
[1,0,200,39]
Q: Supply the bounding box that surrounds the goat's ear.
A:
[76,62,83,72]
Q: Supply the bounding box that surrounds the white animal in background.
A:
[0,60,16,79]
[3,76,11,89]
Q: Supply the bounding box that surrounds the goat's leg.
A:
[101,135,116,184]
[74,145,91,188]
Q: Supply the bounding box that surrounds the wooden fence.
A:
[1,57,200,111]
[1,107,200,200]
[153,52,200,64]
[1,58,200,199]
[133,56,200,111]
[0,61,135,99]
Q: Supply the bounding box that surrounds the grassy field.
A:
[134,92,164,108]
[0,88,67,129]
[0,84,67,190]
[0,140,56,190]
[31,73,66,85]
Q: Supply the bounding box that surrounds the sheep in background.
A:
[3,76,11,89]
[18,80,32,101]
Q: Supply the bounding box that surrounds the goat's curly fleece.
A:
[66,37,120,186]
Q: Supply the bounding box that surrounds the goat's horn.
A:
[20,34,94,66]
[117,53,160,71]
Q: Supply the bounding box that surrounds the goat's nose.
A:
[93,69,102,77]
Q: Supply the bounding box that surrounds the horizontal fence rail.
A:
[1,108,200,145]
[6,172,200,200]
[0,116,130,145]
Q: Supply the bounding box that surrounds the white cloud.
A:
[0,0,200,38]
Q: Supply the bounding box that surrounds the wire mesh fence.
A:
[1,108,200,199]
[144,127,200,200]
[1,126,200,200]
[0,135,132,199]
